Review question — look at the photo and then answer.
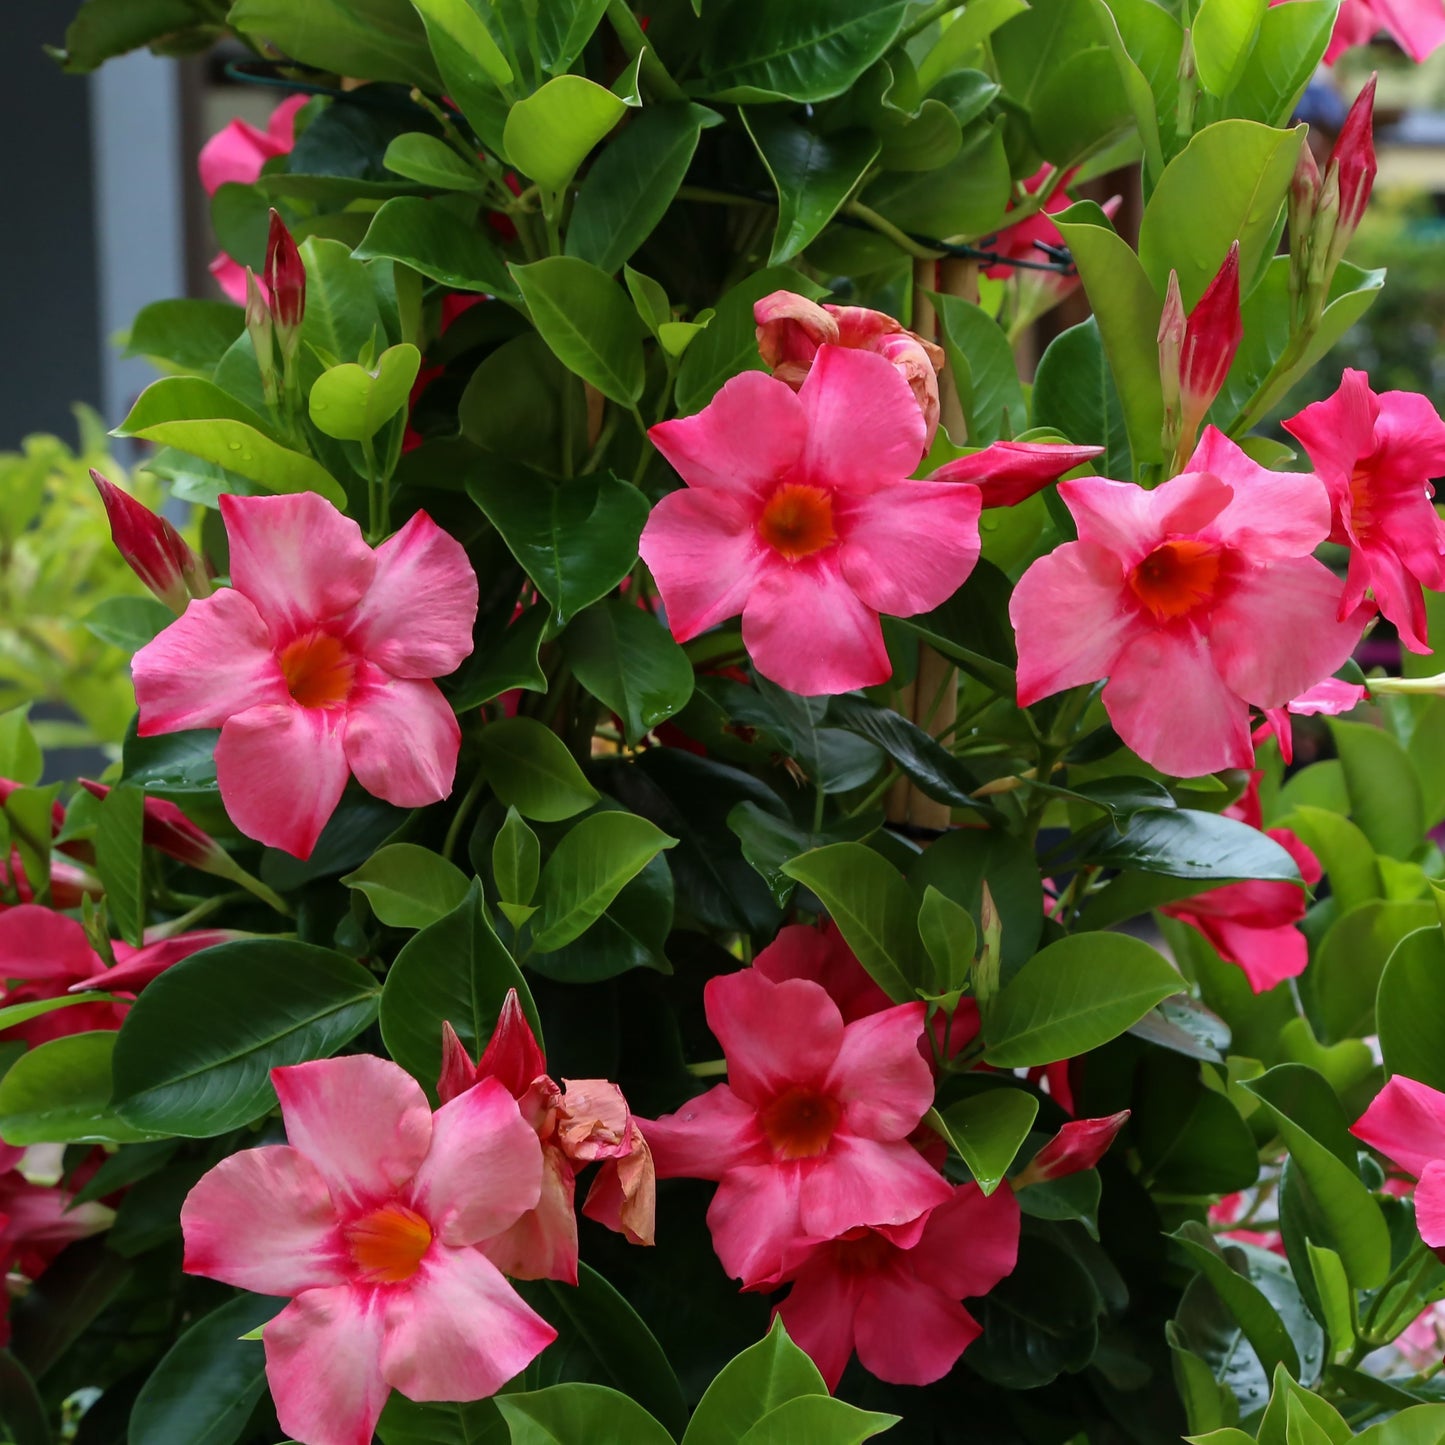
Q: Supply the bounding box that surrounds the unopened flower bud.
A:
[1179,241,1242,444]
[1158,271,1187,453]
[264,210,306,351]
[244,268,277,404]
[1290,141,1321,243]
[91,471,210,614]
[79,780,228,874]
[1323,73,1377,274]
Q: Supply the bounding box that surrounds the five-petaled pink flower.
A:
[1351,1074,1445,1249]
[1283,369,1445,653]
[1010,427,1367,777]
[181,1055,556,1445]
[641,346,1095,696]
[1314,0,1445,64]
[438,991,655,1284]
[773,1183,1020,1390]
[641,967,950,1288]
[131,493,478,860]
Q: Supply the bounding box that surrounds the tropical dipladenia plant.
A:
[8,0,1445,1441]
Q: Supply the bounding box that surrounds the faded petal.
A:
[755,291,837,371]
[556,1079,632,1160]
[343,666,460,808]
[582,1126,656,1246]
[482,1146,579,1284]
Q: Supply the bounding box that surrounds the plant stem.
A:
[845,201,943,259]
[606,0,688,99]
[442,769,487,863]
[899,0,965,40]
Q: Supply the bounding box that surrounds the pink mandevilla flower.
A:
[181,1055,556,1445]
[773,1182,1020,1391]
[131,493,479,860]
[1352,1075,1445,1249]
[437,989,655,1285]
[1283,369,1445,653]
[640,345,1098,696]
[641,966,950,1288]
[1311,0,1445,64]
[1010,427,1367,777]
[1254,677,1367,765]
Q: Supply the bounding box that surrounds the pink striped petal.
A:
[343,667,460,808]
[272,1057,432,1211]
[407,1078,542,1247]
[133,589,285,734]
[1352,1075,1445,1181]
[181,1145,345,1295]
[827,1003,935,1141]
[705,972,843,1106]
[380,1245,556,1402]
[741,559,890,696]
[1416,1160,1445,1248]
[220,493,375,641]
[266,1286,389,1445]
[345,512,478,679]
[215,703,350,859]
[838,480,982,618]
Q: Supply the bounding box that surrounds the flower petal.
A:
[927,441,1103,507]
[1189,429,1332,560]
[837,480,982,618]
[380,1244,556,1402]
[408,1077,543,1247]
[0,906,100,985]
[98,931,233,996]
[643,1085,765,1181]
[271,1056,433,1211]
[181,1145,345,1295]
[133,589,286,734]
[915,1181,1021,1300]
[220,493,376,640]
[639,488,769,642]
[343,666,461,809]
[708,1161,806,1286]
[265,1286,389,1445]
[705,971,844,1107]
[482,1146,579,1284]
[800,1136,951,1243]
[215,703,350,859]
[1415,1159,1445,1249]
[649,370,806,501]
[741,559,890,696]
[775,1263,862,1391]
[853,1270,982,1386]
[344,512,478,679]
[1351,1075,1445,1181]
[827,1002,935,1141]
[1282,368,1381,495]
[796,346,927,490]
[1060,472,1230,562]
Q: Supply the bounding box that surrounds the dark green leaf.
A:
[495,1383,674,1445]
[476,717,601,823]
[0,1033,156,1146]
[355,197,516,299]
[1084,807,1304,880]
[562,601,695,745]
[1032,318,1131,478]
[1377,926,1445,1095]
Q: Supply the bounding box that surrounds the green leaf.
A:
[355,197,517,298]
[860,119,1011,241]
[510,258,645,404]
[530,813,677,952]
[469,467,648,626]
[378,1396,504,1445]
[0,1033,157,1146]
[1311,899,1437,1044]
[60,0,221,71]
[743,111,880,265]
[1305,1243,1355,1360]
[94,783,145,948]
[111,941,381,1136]
[476,717,601,823]
[1032,318,1131,478]
[83,595,174,653]
[445,602,550,711]
[936,1087,1039,1193]
[493,807,541,911]
[928,292,1027,444]
[125,299,245,374]
[128,1292,280,1445]
[983,932,1182,1066]
[562,600,695,745]
[0,708,42,788]
[1193,0,1266,97]
[504,77,629,193]
[1084,807,1305,880]
[383,132,486,191]
[698,0,908,102]
[0,1350,50,1445]
[1276,804,1381,916]
[341,842,471,929]
[0,996,116,1035]
[683,1319,827,1445]
[495,1384,674,1445]
[1137,119,1303,308]
[568,105,716,274]
[308,344,422,441]
[1377,925,1445,1094]
[1133,1054,1259,1193]
[1328,717,1425,861]
[917,886,977,998]
[1052,201,1165,465]
[737,1397,899,1443]
[825,695,983,813]
[409,0,513,86]
[380,881,538,1095]
[228,0,440,86]
[1224,0,1335,126]
[917,0,1029,90]
[780,843,920,1003]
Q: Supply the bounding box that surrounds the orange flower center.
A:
[1129,539,1223,621]
[344,1203,433,1285]
[760,1085,841,1160]
[278,630,357,709]
[758,484,838,562]
[1348,463,1378,537]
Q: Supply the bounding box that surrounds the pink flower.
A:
[1254,677,1367,764]
[266,210,307,345]
[1351,1075,1445,1249]
[754,291,946,446]
[181,1056,555,1445]
[1319,0,1445,63]
[926,440,1106,508]
[1010,428,1367,777]
[642,967,950,1288]
[1283,370,1445,653]
[436,991,655,1284]
[199,97,307,305]
[1209,1191,1284,1254]
[78,780,230,875]
[773,1182,1019,1390]
[1398,1300,1445,1369]
[92,471,210,614]
[1014,1111,1130,1187]
[131,494,478,860]
[641,347,1092,695]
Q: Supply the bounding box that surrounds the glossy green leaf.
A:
[111,941,381,1136]
[917,886,977,998]
[916,0,1029,90]
[861,119,1011,241]
[469,467,648,626]
[493,807,540,910]
[983,932,1182,1066]
[1033,318,1132,478]
[94,783,145,947]
[1328,717,1425,861]
[1377,925,1445,1094]
[1223,0,1335,126]
[445,602,550,711]
[683,1318,827,1445]
[738,1397,900,1442]
[1192,0,1266,97]
[1311,898,1437,1044]
[476,718,601,823]
[743,111,880,264]
[383,132,486,190]
[409,0,513,86]
[928,292,1026,444]
[496,1384,674,1445]
[504,77,629,192]
[936,1087,1039,1193]
[780,843,920,1003]
[355,197,517,298]
[529,812,677,952]
[824,694,983,812]
[1305,1242,1355,1360]
[379,880,538,1093]
[1133,1055,1259,1194]
[0,708,42,788]
[83,595,174,653]
[341,842,471,929]
[228,0,440,86]
[125,298,246,374]
[0,1033,156,1146]
[309,343,422,441]
[562,599,695,745]
[1084,807,1305,880]
[1276,804,1382,915]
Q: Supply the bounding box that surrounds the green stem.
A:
[1227,331,1310,437]
[899,0,965,39]
[607,0,688,99]
[687,1058,730,1078]
[442,769,487,864]
[848,766,901,818]
[361,433,384,542]
[845,202,943,259]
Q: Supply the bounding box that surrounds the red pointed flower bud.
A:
[1015,1111,1131,1188]
[475,989,548,1099]
[78,780,229,873]
[1324,74,1377,269]
[264,209,306,343]
[1178,241,1242,445]
[91,470,210,614]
